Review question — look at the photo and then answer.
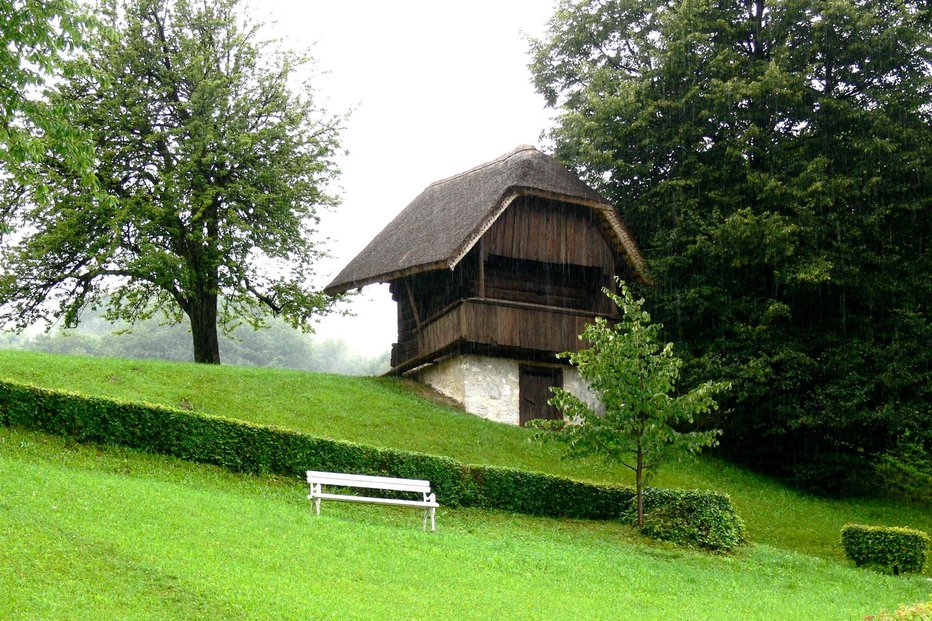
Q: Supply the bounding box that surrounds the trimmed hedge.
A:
[0,379,744,549]
[633,488,747,552]
[841,523,929,575]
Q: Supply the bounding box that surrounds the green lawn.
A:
[0,349,929,568]
[2,427,928,621]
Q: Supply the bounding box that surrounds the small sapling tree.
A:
[540,281,728,526]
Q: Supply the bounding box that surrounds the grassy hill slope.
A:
[2,427,927,621]
[0,349,928,565]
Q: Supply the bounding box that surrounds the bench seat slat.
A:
[309,480,431,494]
[310,492,439,508]
[306,471,430,487]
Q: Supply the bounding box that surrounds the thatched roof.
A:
[325,145,645,294]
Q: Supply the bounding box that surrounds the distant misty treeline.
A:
[1,312,390,377]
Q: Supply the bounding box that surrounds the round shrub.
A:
[633,488,747,551]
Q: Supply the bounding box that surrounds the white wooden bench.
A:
[306,470,439,531]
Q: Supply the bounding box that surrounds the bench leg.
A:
[309,483,322,517]
[426,492,437,532]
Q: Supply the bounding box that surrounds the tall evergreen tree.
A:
[531,0,931,493]
[0,0,343,364]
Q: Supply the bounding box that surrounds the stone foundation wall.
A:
[415,356,467,405]
[563,368,604,415]
[415,354,599,426]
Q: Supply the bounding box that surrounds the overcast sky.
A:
[267,1,558,356]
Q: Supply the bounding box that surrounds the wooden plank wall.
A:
[405,300,597,369]
[483,256,609,312]
[484,196,616,270]
[462,300,594,354]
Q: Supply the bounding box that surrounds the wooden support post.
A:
[405,282,422,329]
[478,238,486,299]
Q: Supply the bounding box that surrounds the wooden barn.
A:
[325,145,646,426]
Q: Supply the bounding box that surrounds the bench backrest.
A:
[306,470,432,494]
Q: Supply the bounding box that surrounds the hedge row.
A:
[841,523,929,574]
[0,379,744,550]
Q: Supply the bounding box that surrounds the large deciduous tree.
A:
[0,0,344,364]
[531,0,931,493]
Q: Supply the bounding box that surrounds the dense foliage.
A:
[530,0,932,494]
[0,0,343,364]
[544,282,726,525]
[0,378,745,549]
[635,487,746,551]
[841,523,930,575]
[0,0,96,182]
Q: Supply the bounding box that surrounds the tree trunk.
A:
[636,448,644,527]
[189,292,220,364]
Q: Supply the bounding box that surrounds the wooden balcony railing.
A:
[390,297,613,373]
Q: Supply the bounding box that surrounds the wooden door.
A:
[519,365,563,426]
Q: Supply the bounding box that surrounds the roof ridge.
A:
[425,145,539,189]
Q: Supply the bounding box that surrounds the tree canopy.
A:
[542,282,725,525]
[0,0,344,363]
[531,0,931,494]
[0,0,97,182]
